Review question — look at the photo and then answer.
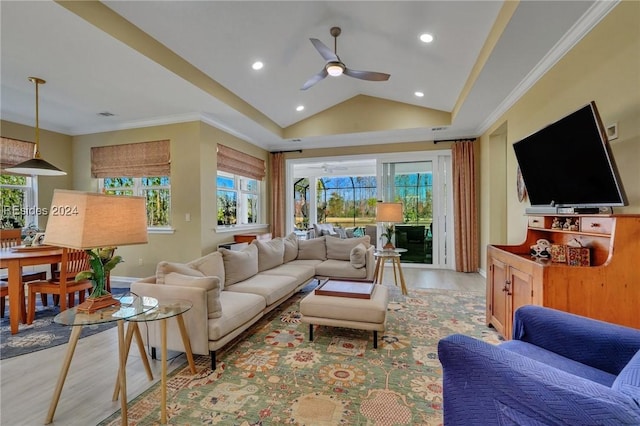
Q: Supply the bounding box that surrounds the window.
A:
[217,171,260,226]
[1,174,35,228]
[100,177,171,228]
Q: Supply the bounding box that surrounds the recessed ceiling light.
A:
[420,33,434,43]
[252,61,264,70]
[414,91,424,98]
[296,105,305,112]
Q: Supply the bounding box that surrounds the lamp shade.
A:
[44,189,148,249]
[376,202,403,222]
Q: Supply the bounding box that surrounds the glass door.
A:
[380,156,451,268]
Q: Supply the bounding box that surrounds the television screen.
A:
[513,102,626,208]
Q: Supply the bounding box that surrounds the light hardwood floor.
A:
[0,268,485,426]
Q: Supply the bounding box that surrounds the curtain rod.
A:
[271,149,302,154]
[433,138,476,144]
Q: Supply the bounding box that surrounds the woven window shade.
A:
[217,144,265,180]
[91,140,170,178]
[1,138,35,172]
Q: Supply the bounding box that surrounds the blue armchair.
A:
[438,305,640,425]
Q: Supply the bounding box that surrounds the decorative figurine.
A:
[551,217,562,229]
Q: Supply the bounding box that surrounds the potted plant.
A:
[75,247,122,300]
[380,225,396,250]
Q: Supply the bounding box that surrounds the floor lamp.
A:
[44,189,148,313]
[376,202,403,250]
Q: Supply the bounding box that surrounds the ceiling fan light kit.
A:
[301,26,390,90]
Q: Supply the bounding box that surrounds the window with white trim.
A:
[217,171,260,226]
[1,174,36,228]
[99,177,171,228]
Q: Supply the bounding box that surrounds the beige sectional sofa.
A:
[131,233,374,369]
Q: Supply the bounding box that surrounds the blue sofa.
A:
[438,305,640,425]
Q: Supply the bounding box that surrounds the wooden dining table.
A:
[0,246,62,334]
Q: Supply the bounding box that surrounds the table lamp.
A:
[376,202,403,249]
[44,189,148,313]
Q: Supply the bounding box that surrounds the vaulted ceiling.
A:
[1,1,613,151]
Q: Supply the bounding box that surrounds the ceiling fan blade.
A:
[309,38,338,62]
[301,68,328,90]
[344,68,390,82]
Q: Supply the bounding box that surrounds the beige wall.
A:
[70,121,270,278]
[0,120,73,229]
[478,0,640,270]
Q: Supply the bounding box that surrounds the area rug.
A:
[99,286,502,425]
[0,287,129,359]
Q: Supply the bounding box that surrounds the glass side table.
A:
[46,293,158,426]
[373,248,408,295]
[114,299,196,424]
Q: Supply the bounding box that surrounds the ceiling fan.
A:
[301,26,391,90]
[309,163,348,173]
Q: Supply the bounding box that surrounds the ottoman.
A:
[300,285,389,348]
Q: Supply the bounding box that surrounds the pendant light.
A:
[5,77,66,176]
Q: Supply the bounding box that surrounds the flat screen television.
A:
[513,101,627,209]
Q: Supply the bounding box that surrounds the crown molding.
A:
[476,0,620,136]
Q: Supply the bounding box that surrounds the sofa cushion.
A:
[164,272,222,318]
[220,244,258,286]
[156,261,204,284]
[326,235,371,261]
[208,291,266,341]
[252,238,284,272]
[350,243,367,268]
[297,236,327,260]
[187,251,225,289]
[283,232,299,263]
[612,349,640,404]
[315,259,368,280]
[500,340,617,387]
[261,263,316,283]
[224,273,299,306]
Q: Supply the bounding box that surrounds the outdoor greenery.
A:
[293,173,433,230]
[103,177,171,227]
[1,174,28,228]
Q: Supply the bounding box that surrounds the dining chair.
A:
[0,229,48,321]
[26,248,93,324]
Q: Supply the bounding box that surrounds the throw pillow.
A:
[326,235,371,261]
[283,232,299,263]
[297,236,327,260]
[350,243,367,269]
[188,251,225,289]
[612,349,640,404]
[164,272,222,319]
[252,238,284,272]
[156,261,204,284]
[219,244,259,286]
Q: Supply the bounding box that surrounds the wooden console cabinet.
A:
[486,214,640,339]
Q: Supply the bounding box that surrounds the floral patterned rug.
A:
[99,285,501,425]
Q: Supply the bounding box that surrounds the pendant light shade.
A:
[5,77,66,176]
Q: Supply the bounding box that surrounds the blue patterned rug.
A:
[0,287,129,360]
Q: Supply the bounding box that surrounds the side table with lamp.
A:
[42,189,149,425]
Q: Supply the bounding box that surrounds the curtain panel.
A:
[217,144,265,181]
[269,152,285,237]
[1,137,35,172]
[452,140,479,272]
[91,140,170,178]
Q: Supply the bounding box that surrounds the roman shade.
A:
[0,137,35,172]
[217,144,265,181]
[91,140,170,178]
